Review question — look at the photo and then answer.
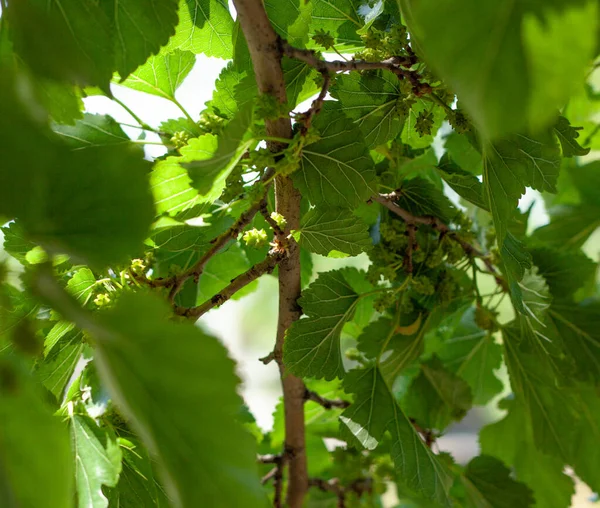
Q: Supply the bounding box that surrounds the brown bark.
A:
[231,1,308,506]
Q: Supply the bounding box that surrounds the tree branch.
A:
[309,477,373,508]
[372,193,506,289]
[165,196,268,301]
[281,40,431,96]
[174,251,286,319]
[232,1,308,506]
[304,388,350,409]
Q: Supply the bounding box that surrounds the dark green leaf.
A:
[403,0,598,137]
[403,355,473,430]
[437,155,487,210]
[37,329,85,400]
[462,455,534,508]
[483,131,560,244]
[434,308,503,405]
[285,269,367,380]
[52,291,266,507]
[480,400,574,508]
[0,359,73,507]
[341,366,453,505]
[296,208,372,257]
[294,102,376,208]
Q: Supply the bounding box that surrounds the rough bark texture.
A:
[231,1,308,506]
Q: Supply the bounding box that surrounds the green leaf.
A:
[403,355,473,431]
[151,215,232,276]
[503,326,576,458]
[402,0,599,137]
[196,244,256,303]
[530,204,600,250]
[341,366,453,505]
[186,104,254,197]
[7,0,180,88]
[1,221,36,265]
[6,0,114,88]
[284,269,367,380]
[480,400,575,508]
[294,102,376,208]
[265,0,311,47]
[89,292,265,507]
[296,208,372,257]
[0,74,154,266]
[396,176,458,224]
[151,135,219,216]
[282,57,320,109]
[547,302,600,384]
[437,154,487,211]
[0,359,73,508]
[434,308,503,405]
[530,246,596,300]
[483,131,560,244]
[121,50,196,101]
[53,114,139,151]
[105,0,180,78]
[166,0,234,58]
[107,437,169,508]
[461,455,534,508]
[402,100,445,149]
[357,315,427,384]
[443,132,483,175]
[37,329,85,400]
[330,70,405,149]
[570,160,600,207]
[309,0,365,49]
[66,268,97,305]
[70,414,122,508]
[500,233,533,312]
[553,116,590,157]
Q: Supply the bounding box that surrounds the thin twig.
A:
[304,389,350,409]
[309,477,372,508]
[297,71,331,134]
[260,200,286,238]
[409,418,437,448]
[258,453,288,507]
[280,40,430,96]
[167,195,270,302]
[372,193,507,289]
[175,251,286,319]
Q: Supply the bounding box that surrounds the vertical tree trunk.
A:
[231,1,308,506]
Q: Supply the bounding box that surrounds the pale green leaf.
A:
[151,135,218,216]
[71,414,122,508]
[166,0,234,58]
[121,50,196,101]
[330,70,405,148]
[186,104,254,197]
[53,114,138,151]
[66,268,97,305]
